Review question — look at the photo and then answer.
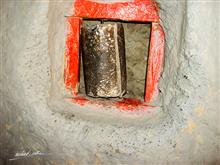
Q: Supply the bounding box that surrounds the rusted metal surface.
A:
[81,23,127,98]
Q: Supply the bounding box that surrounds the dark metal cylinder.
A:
[81,23,127,98]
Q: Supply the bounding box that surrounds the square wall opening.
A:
[79,20,151,101]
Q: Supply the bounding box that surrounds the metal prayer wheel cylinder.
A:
[81,23,127,98]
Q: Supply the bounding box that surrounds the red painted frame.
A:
[64,17,81,96]
[64,0,165,110]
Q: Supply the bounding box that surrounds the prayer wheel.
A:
[81,23,127,98]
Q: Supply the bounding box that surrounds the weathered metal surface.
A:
[81,23,127,98]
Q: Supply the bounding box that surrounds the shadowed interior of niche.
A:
[79,20,151,100]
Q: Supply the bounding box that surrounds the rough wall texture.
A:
[0,0,219,164]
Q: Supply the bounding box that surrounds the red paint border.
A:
[64,17,81,96]
[64,0,165,110]
[71,97,156,111]
[145,23,165,102]
[73,0,159,22]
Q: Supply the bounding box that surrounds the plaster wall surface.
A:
[0,0,219,164]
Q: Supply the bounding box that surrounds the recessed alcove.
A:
[63,0,165,110]
[79,20,151,101]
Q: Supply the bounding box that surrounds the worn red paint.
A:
[73,0,159,22]
[115,98,154,111]
[64,0,165,110]
[71,96,89,106]
[71,97,155,111]
[145,23,165,102]
[64,17,81,96]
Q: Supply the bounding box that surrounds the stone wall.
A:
[0,0,219,164]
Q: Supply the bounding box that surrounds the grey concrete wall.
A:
[0,0,219,164]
